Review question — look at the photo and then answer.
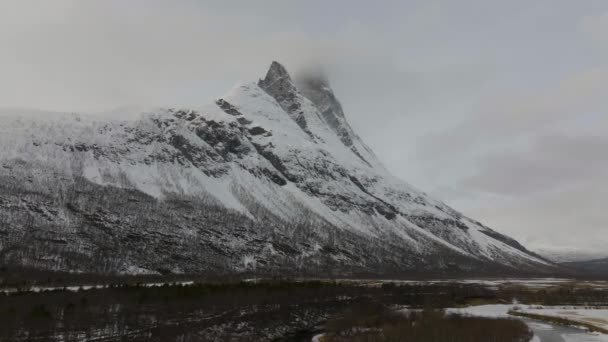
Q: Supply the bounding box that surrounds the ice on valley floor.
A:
[446,304,517,318]
[522,306,608,332]
[447,304,608,342]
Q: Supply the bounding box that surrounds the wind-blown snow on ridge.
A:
[0,61,550,275]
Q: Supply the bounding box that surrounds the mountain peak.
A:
[258,61,307,129]
[258,61,298,106]
[259,61,295,90]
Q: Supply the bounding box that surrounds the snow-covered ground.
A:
[448,304,608,342]
[311,334,324,342]
[0,281,195,294]
[400,278,572,289]
[446,303,516,318]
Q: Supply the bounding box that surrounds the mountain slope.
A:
[0,61,551,276]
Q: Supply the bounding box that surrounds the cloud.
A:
[469,182,608,253]
[416,66,608,161]
[461,135,608,195]
[0,1,372,111]
[581,12,608,46]
[416,64,608,252]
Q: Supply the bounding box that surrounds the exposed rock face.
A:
[258,61,318,140]
[0,61,552,276]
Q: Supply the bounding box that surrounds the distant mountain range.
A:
[536,248,608,263]
[0,61,553,276]
[561,258,608,275]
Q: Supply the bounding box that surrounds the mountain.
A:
[0,61,551,276]
[561,258,608,275]
[536,247,608,263]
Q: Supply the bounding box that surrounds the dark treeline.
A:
[5,280,344,341]
[3,264,601,291]
[0,281,508,341]
[498,284,608,306]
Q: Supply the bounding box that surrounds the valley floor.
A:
[1,276,608,341]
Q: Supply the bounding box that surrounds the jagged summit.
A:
[257,61,331,143]
[257,61,307,129]
[257,61,298,110]
[257,61,378,166]
[260,61,294,86]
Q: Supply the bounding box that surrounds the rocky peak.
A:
[258,61,298,105]
[258,61,312,136]
[261,61,293,83]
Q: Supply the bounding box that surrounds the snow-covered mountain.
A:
[0,61,551,276]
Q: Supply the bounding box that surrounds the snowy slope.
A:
[0,62,552,275]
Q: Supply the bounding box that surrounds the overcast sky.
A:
[1,0,607,254]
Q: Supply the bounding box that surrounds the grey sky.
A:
[1,0,607,253]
